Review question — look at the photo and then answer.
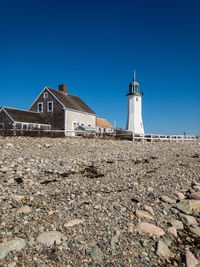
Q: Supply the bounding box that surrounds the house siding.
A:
[66,109,96,131]
[0,110,13,126]
[29,89,65,130]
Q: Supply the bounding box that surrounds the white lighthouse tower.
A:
[126,71,144,135]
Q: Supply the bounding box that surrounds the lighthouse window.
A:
[136,97,138,101]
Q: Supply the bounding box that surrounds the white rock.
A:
[175,191,185,200]
[0,238,26,260]
[170,219,184,230]
[37,231,65,246]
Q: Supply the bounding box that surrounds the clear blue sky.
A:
[0,0,199,134]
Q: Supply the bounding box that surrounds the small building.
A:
[0,107,51,131]
[96,117,113,133]
[29,84,96,135]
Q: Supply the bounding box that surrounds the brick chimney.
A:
[58,84,67,94]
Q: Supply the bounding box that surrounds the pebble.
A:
[170,219,184,230]
[161,195,176,204]
[143,205,155,216]
[156,240,174,259]
[64,218,84,228]
[135,222,165,237]
[36,231,66,246]
[176,200,200,214]
[0,238,26,260]
[185,250,199,267]
[190,227,200,237]
[135,210,154,220]
[90,246,104,264]
[167,227,178,238]
[179,214,198,226]
[175,191,185,200]
[191,191,200,200]
[16,206,32,215]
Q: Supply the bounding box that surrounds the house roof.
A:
[96,118,113,128]
[47,88,96,115]
[2,107,50,125]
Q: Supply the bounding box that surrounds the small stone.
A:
[167,227,178,238]
[44,143,51,148]
[90,246,103,264]
[170,219,184,230]
[16,206,32,215]
[161,196,176,204]
[175,200,200,214]
[193,186,200,192]
[135,210,154,220]
[12,195,25,201]
[6,143,14,148]
[143,205,155,216]
[179,214,198,226]
[135,222,165,237]
[191,191,200,200]
[127,223,134,234]
[176,191,185,200]
[0,167,9,173]
[156,241,174,259]
[36,231,65,246]
[185,250,199,267]
[190,227,200,237]
[0,238,26,260]
[64,218,84,228]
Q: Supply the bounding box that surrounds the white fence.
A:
[132,133,196,142]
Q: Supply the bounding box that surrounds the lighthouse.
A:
[126,71,144,135]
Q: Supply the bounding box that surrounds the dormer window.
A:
[38,102,43,112]
[44,92,48,98]
[47,101,53,112]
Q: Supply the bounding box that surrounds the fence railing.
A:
[0,128,197,141]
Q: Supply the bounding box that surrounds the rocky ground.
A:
[0,137,200,267]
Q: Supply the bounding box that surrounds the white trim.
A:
[47,101,53,112]
[2,106,41,114]
[28,87,49,110]
[37,102,44,112]
[15,121,51,126]
[28,87,96,116]
[0,108,15,123]
[43,92,48,99]
[64,109,67,134]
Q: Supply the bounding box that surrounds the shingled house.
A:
[96,117,113,133]
[0,107,51,131]
[0,84,97,136]
[29,84,96,135]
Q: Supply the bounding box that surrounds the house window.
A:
[81,123,84,126]
[136,97,139,101]
[38,102,43,112]
[22,124,28,130]
[34,124,40,129]
[47,101,53,112]
[43,92,48,99]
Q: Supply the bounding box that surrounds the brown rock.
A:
[144,205,155,216]
[135,210,154,220]
[191,191,200,200]
[190,227,200,237]
[16,206,32,215]
[161,195,176,204]
[64,218,84,228]
[176,191,185,200]
[135,222,165,237]
[167,227,178,238]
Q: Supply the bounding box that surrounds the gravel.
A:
[0,136,200,266]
